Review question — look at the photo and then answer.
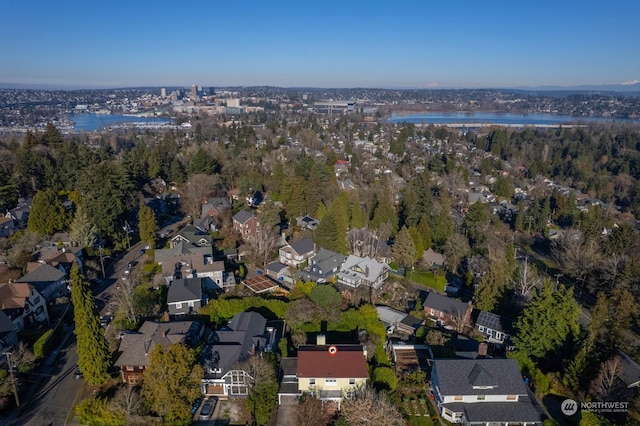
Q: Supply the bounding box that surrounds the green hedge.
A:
[33,328,56,359]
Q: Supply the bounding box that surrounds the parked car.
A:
[100,315,113,327]
[74,366,83,380]
[199,397,217,420]
[191,398,202,415]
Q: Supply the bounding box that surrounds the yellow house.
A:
[293,337,369,409]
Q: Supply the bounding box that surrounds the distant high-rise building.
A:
[160,88,166,97]
[191,85,197,101]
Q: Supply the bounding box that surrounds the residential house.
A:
[114,321,203,385]
[266,262,294,286]
[278,238,316,268]
[475,311,512,346]
[376,306,423,336]
[423,291,473,329]
[297,248,347,283]
[32,245,84,273]
[283,336,368,409]
[201,312,276,398]
[156,242,228,289]
[0,282,48,331]
[422,248,446,269]
[0,216,17,238]
[0,310,18,355]
[16,264,67,302]
[201,197,232,221]
[5,197,32,228]
[170,225,213,248]
[232,210,259,239]
[295,215,320,231]
[336,255,390,291]
[431,358,544,424]
[167,278,207,317]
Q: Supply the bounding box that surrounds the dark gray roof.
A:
[476,311,512,334]
[114,321,198,368]
[617,350,640,387]
[442,396,543,423]
[288,238,315,256]
[433,359,528,396]
[155,242,211,264]
[201,311,268,375]
[267,262,288,274]
[233,210,255,224]
[171,225,213,246]
[17,264,65,284]
[167,278,203,303]
[423,291,470,315]
[201,197,231,217]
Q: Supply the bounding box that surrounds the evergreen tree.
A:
[71,263,110,385]
[349,196,364,229]
[513,279,580,359]
[392,226,416,271]
[27,188,68,235]
[138,201,158,248]
[370,189,397,236]
[316,201,327,220]
[417,215,432,249]
[69,206,98,248]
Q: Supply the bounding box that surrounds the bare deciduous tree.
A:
[294,395,331,426]
[112,384,144,420]
[246,224,278,268]
[341,386,404,426]
[513,257,540,301]
[590,356,622,400]
[180,173,221,219]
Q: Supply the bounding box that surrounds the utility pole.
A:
[99,246,106,279]
[4,352,20,407]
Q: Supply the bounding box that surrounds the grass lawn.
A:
[404,398,435,426]
[408,270,447,292]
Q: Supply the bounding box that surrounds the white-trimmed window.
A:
[176,302,182,309]
[188,301,195,307]
[349,378,356,385]
[309,378,315,385]
[325,379,337,386]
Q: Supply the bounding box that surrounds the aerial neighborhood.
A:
[1,85,640,425]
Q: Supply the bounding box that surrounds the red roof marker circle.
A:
[328,346,338,356]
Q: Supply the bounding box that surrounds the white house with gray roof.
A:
[337,255,390,291]
[278,238,316,268]
[431,359,544,425]
[297,248,347,283]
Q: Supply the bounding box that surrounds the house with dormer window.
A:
[114,321,203,385]
[336,255,390,291]
[431,359,544,425]
[279,238,316,268]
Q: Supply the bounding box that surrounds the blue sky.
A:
[1,0,638,89]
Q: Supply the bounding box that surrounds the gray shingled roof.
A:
[114,321,198,368]
[423,291,470,316]
[200,311,267,376]
[232,210,255,224]
[155,242,211,264]
[448,396,544,423]
[288,238,315,256]
[167,278,203,303]
[17,264,65,284]
[433,359,528,396]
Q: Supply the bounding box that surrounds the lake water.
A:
[387,111,639,126]
[67,113,173,131]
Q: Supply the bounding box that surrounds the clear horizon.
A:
[1,1,639,90]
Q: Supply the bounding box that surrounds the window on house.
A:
[188,301,195,307]
[125,366,134,371]
[430,308,435,315]
[34,296,40,304]
[506,395,517,400]
[325,379,337,386]
[176,303,182,309]
[349,378,355,385]
[477,395,486,401]
[454,395,462,401]
[309,379,315,385]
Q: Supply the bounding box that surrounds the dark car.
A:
[100,315,112,327]
[199,397,217,420]
[191,398,201,415]
[74,366,83,380]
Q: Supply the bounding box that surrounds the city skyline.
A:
[1,0,639,90]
